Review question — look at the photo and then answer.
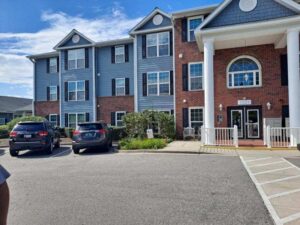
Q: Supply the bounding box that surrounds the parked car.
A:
[72,122,113,154]
[9,121,60,157]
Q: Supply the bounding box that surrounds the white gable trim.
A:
[54,29,95,50]
[129,8,171,35]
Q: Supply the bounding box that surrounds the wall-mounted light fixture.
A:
[183,99,187,103]
[219,104,223,112]
[266,102,272,110]
[179,53,183,59]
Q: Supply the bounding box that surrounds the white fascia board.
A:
[95,38,134,47]
[171,5,218,19]
[275,0,300,12]
[55,44,94,50]
[130,26,173,35]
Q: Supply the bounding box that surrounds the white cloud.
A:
[0,4,142,97]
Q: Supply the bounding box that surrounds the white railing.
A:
[266,126,300,148]
[200,126,238,147]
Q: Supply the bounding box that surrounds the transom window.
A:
[115,45,125,63]
[49,58,58,73]
[189,62,203,91]
[147,72,170,96]
[68,49,85,70]
[68,81,85,101]
[49,114,58,127]
[227,56,261,88]
[68,113,85,129]
[116,78,125,96]
[189,107,204,133]
[49,86,58,101]
[116,111,126,127]
[188,16,203,42]
[146,32,169,58]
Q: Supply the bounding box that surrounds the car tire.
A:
[46,140,54,155]
[54,140,60,149]
[73,147,80,154]
[9,149,18,157]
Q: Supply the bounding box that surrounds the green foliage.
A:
[65,128,75,138]
[120,138,167,150]
[111,127,127,141]
[123,111,175,139]
[6,116,45,132]
[0,125,9,139]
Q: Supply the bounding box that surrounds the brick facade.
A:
[97,96,134,124]
[34,101,59,117]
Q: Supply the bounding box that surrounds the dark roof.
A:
[0,96,32,113]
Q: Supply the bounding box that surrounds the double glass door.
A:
[229,106,261,139]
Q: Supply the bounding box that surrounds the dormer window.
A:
[188,16,203,42]
[68,48,85,70]
[115,45,125,63]
[146,32,170,58]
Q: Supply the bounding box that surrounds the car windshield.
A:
[13,123,45,132]
[78,124,103,131]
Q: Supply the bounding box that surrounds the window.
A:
[146,32,169,58]
[0,118,5,125]
[49,114,58,127]
[49,86,58,101]
[227,56,261,88]
[189,107,204,133]
[188,16,203,42]
[189,62,203,90]
[68,49,85,70]
[68,81,85,101]
[116,111,126,127]
[147,72,170,96]
[49,58,57,73]
[115,45,125,63]
[116,78,125,96]
[68,113,85,129]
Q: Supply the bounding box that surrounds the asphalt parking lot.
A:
[0,146,274,225]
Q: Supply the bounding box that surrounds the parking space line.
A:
[259,174,300,185]
[249,161,285,168]
[281,212,300,224]
[268,188,300,199]
[253,167,295,175]
[245,157,273,163]
[282,158,300,171]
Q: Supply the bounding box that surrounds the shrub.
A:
[65,128,75,138]
[6,116,45,132]
[111,127,127,141]
[119,138,167,150]
[0,125,9,139]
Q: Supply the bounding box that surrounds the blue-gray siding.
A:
[96,44,134,97]
[35,58,59,101]
[137,13,172,31]
[205,0,297,29]
[136,34,174,112]
[59,34,92,48]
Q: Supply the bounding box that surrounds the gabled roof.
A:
[53,29,95,50]
[0,96,32,113]
[129,7,171,35]
[199,0,300,30]
[172,4,218,19]
[27,51,59,62]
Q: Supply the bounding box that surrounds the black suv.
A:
[9,121,60,157]
[72,122,112,154]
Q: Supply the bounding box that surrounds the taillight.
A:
[73,130,80,136]
[10,131,18,138]
[97,129,106,135]
[38,131,48,137]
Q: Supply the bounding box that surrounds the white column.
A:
[287,29,300,146]
[203,39,215,145]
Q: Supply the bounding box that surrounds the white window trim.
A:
[49,57,58,74]
[68,113,86,128]
[226,55,262,89]
[115,45,125,64]
[188,107,204,128]
[49,114,58,126]
[68,80,86,102]
[188,16,204,42]
[49,85,58,101]
[188,62,204,91]
[115,111,126,127]
[68,48,85,70]
[147,71,170,96]
[146,32,170,58]
[115,78,126,96]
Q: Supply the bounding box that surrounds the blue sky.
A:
[0,0,220,98]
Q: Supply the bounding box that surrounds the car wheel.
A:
[73,147,80,154]
[46,140,54,155]
[9,149,18,157]
[54,140,60,149]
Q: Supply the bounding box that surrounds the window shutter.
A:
[182,64,188,91]
[64,51,68,71]
[57,115,60,126]
[57,86,60,100]
[142,35,147,59]
[47,86,50,101]
[85,80,89,100]
[64,82,68,102]
[111,112,116,126]
[85,48,89,68]
[170,71,174,95]
[125,44,129,62]
[142,73,147,96]
[125,78,130,95]
[56,57,59,72]
[85,113,90,122]
[170,31,173,56]
[65,113,69,127]
[112,79,116,96]
[111,46,115,64]
[182,18,188,42]
[281,54,288,86]
[183,108,189,128]
[46,58,50,73]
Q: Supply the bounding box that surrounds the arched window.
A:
[227,56,262,88]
